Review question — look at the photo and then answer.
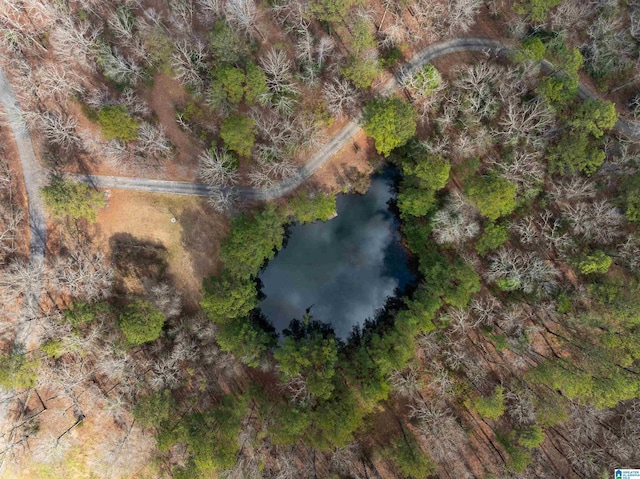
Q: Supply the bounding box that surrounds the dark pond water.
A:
[258,167,417,339]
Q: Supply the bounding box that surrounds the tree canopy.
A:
[275,314,339,400]
[42,175,105,221]
[118,299,166,345]
[220,114,256,157]
[465,174,517,221]
[289,192,337,224]
[340,56,380,89]
[0,350,40,390]
[97,105,139,141]
[207,63,267,109]
[362,97,417,157]
[547,131,606,176]
[219,204,286,279]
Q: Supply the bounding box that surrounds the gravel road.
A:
[0,67,46,344]
[2,37,639,345]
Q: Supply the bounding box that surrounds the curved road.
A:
[1,37,638,317]
[69,37,639,199]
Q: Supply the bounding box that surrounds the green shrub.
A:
[496,277,521,292]
[0,350,40,390]
[290,192,337,224]
[142,28,174,74]
[97,105,138,141]
[407,63,442,96]
[517,425,545,449]
[576,250,612,275]
[351,17,376,54]
[496,430,532,473]
[362,97,417,157]
[547,131,605,176]
[209,20,252,64]
[340,56,380,89]
[308,0,356,22]
[535,394,569,427]
[570,99,617,138]
[513,0,561,22]
[42,175,105,221]
[465,174,517,221]
[381,46,403,68]
[41,339,64,359]
[507,446,531,472]
[64,301,111,326]
[623,174,640,223]
[556,292,571,314]
[512,37,546,63]
[489,333,508,351]
[118,299,165,345]
[133,390,174,428]
[220,114,256,157]
[397,152,450,217]
[476,222,509,256]
[382,429,437,478]
[207,63,267,109]
[469,385,505,419]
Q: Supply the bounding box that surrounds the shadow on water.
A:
[255,165,420,342]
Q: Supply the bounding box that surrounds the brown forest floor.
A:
[95,190,227,308]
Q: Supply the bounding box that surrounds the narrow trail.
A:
[1,36,639,347]
[0,68,46,346]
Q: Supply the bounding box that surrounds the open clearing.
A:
[96,189,228,307]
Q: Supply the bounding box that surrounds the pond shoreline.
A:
[255,164,420,341]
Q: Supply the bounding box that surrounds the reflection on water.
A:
[258,167,417,339]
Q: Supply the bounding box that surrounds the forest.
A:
[0,0,640,478]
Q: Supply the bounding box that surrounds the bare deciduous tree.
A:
[0,258,44,306]
[225,0,260,36]
[281,373,311,405]
[389,366,423,398]
[98,45,141,86]
[487,248,560,295]
[171,39,207,93]
[491,151,545,195]
[198,148,239,186]
[323,79,359,118]
[108,6,136,45]
[197,0,224,23]
[505,388,536,425]
[49,250,114,301]
[409,400,468,461]
[0,157,23,260]
[260,49,298,97]
[446,0,481,34]
[135,122,172,160]
[39,112,81,152]
[431,193,479,246]
[207,187,238,213]
[330,442,366,479]
[148,282,182,319]
[498,98,555,144]
[169,0,195,33]
[50,16,101,73]
[560,200,624,244]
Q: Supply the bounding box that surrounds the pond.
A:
[258,167,417,339]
